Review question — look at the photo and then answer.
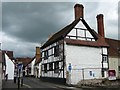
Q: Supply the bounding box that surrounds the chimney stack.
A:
[36,47,41,60]
[96,14,105,37]
[74,4,84,20]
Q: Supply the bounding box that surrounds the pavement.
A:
[23,77,81,90]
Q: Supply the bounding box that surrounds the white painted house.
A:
[40,4,109,85]
[26,47,42,78]
[34,47,42,78]
[105,38,120,79]
[2,50,15,80]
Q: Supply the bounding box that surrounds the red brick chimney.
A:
[74,4,84,20]
[36,47,41,61]
[96,14,105,37]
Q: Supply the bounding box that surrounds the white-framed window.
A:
[102,55,108,63]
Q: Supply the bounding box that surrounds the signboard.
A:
[68,63,72,72]
[108,70,116,80]
[18,62,23,70]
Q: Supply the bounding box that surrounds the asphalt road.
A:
[23,77,81,90]
[2,77,120,90]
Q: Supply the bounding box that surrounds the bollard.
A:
[18,77,20,89]
[21,78,23,87]
[14,77,16,83]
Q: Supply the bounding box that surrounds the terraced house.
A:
[40,4,109,84]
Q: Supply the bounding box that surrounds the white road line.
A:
[23,83,31,88]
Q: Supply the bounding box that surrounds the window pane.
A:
[102,55,108,63]
[54,45,59,57]
[49,63,53,71]
[54,62,59,73]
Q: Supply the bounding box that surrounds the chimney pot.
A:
[96,14,105,37]
[74,4,84,20]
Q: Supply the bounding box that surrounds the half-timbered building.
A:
[40,4,109,84]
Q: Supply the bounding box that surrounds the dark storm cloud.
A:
[2,2,118,57]
[2,2,74,43]
[2,2,75,57]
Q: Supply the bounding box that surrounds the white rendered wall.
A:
[65,44,103,84]
[38,63,41,78]
[109,57,119,78]
[5,54,14,80]
[31,58,36,75]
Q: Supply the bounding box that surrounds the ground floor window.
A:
[54,62,59,73]
[44,64,47,73]
[49,63,53,71]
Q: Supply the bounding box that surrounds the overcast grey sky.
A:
[1,1,119,57]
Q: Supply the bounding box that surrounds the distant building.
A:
[2,50,15,80]
[34,47,42,78]
[16,57,32,76]
[26,47,42,78]
[40,4,109,84]
[105,38,120,79]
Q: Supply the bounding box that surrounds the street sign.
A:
[108,70,116,80]
[18,63,23,70]
[68,63,72,72]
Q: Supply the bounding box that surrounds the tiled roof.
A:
[105,38,120,57]
[16,57,32,67]
[35,58,42,65]
[2,50,13,59]
[1,50,15,65]
[41,19,80,49]
[65,37,109,47]
[41,18,109,49]
[25,56,35,67]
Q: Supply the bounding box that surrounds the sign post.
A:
[17,62,23,89]
[68,63,72,85]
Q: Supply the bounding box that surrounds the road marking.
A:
[23,83,31,88]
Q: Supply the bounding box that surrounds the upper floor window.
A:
[102,55,108,63]
[54,45,59,57]
[44,50,48,60]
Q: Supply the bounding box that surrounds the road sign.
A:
[108,70,116,80]
[18,63,23,70]
[68,63,72,72]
